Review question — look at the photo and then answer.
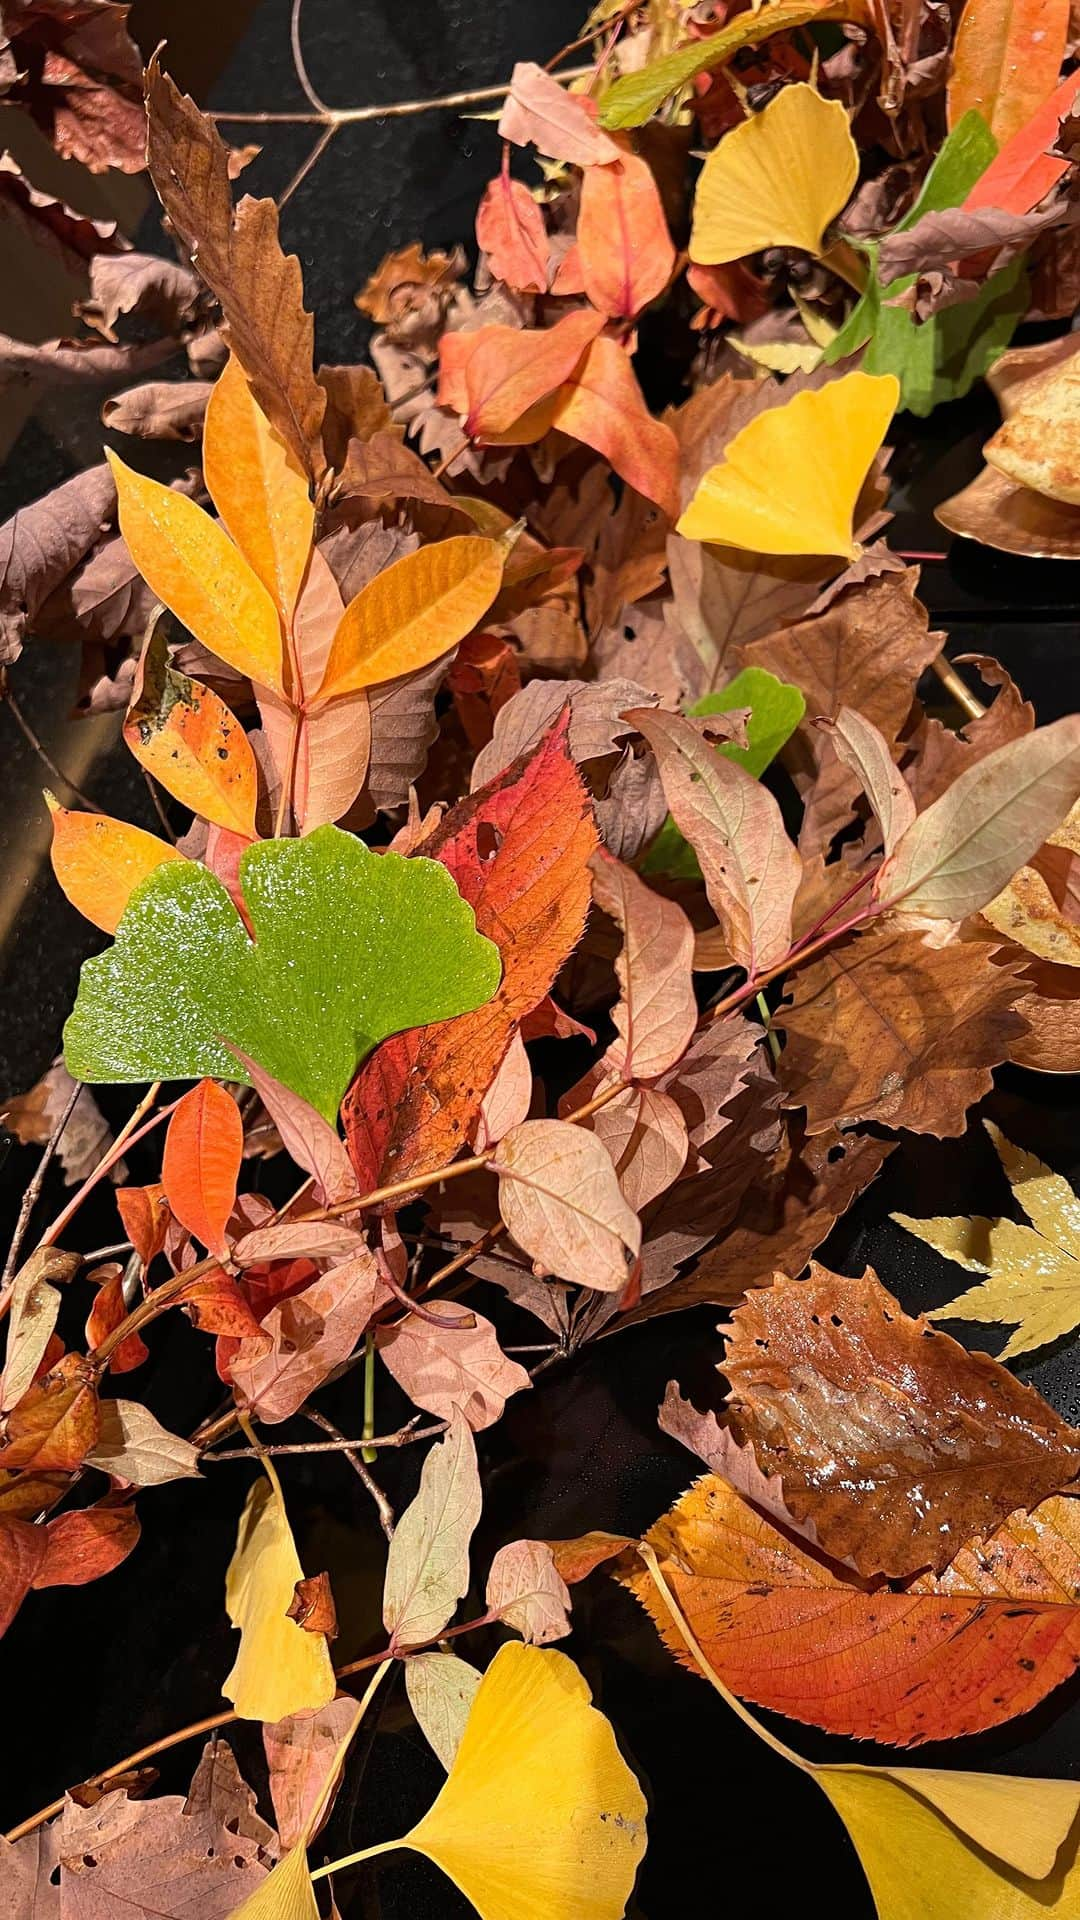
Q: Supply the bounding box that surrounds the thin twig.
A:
[278,122,338,210]
[39,1084,166,1252]
[306,1408,395,1539]
[289,0,330,113]
[202,1420,445,1462]
[1,1078,82,1288]
[211,64,593,126]
[2,685,101,814]
[140,769,177,844]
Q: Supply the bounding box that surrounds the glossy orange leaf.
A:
[315,536,505,702]
[161,1080,243,1260]
[475,166,548,294]
[578,146,676,319]
[949,0,1070,145]
[85,1269,149,1373]
[438,306,606,439]
[964,67,1080,215]
[123,624,259,838]
[203,351,315,629]
[551,335,680,519]
[46,796,183,934]
[107,449,285,693]
[627,1474,1080,1746]
[115,1184,171,1271]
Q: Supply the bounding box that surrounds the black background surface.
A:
[3,5,1080,1915]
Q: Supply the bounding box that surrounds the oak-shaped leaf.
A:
[725,1263,1080,1577]
[895,1120,1080,1360]
[64,825,501,1123]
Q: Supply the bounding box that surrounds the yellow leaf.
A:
[677,371,899,560]
[46,795,183,934]
[107,448,285,694]
[690,82,858,266]
[639,1544,1080,1919]
[894,1120,1080,1360]
[226,1843,319,1920]
[204,352,315,628]
[315,536,505,702]
[223,1458,336,1723]
[401,1642,647,1920]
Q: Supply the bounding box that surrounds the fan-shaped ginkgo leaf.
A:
[396,1643,646,1920]
[677,371,900,559]
[46,796,183,934]
[223,1456,336,1723]
[106,449,285,694]
[690,83,858,266]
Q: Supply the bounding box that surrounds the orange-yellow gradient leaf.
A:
[316,536,505,702]
[949,0,1070,147]
[438,306,606,439]
[550,336,681,521]
[690,83,858,265]
[203,351,315,629]
[403,1642,647,1920]
[46,796,183,934]
[677,371,899,559]
[106,448,285,694]
[223,1454,336,1724]
[123,624,259,838]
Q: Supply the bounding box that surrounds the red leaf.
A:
[116,1183,171,1270]
[550,336,680,519]
[578,148,676,319]
[476,169,548,293]
[344,715,597,1193]
[85,1270,149,1374]
[161,1080,243,1260]
[438,307,605,439]
[32,1505,140,1589]
[0,1515,46,1637]
[964,68,1080,215]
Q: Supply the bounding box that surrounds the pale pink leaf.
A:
[590,847,696,1079]
[229,1249,388,1423]
[472,1032,533,1151]
[228,1047,358,1209]
[263,1696,356,1850]
[492,1118,641,1291]
[377,1309,530,1431]
[587,1082,689,1211]
[497,61,620,168]
[84,1399,201,1487]
[232,1221,365,1267]
[383,1411,482,1648]
[820,708,916,856]
[485,1538,572,1644]
[405,1651,482,1770]
[628,707,800,974]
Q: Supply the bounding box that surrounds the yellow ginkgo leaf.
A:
[226,1843,319,1920]
[315,535,505,702]
[690,82,858,266]
[223,1457,336,1724]
[677,371,899,560]
[403,1643,646,1920]
[46,794,184,934]
[204,352,315,629]
[639,1544,1080,1920]
[107,448,286,694]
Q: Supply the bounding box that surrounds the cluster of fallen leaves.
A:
[6,0,1080,1913]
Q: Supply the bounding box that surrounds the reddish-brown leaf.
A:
[578,148,676,319]
[32,1505,140,1589]
[227,1249,387,1423]
[726,1264,1080,1578]
[85,1269,149,1373]
[343,716,597,1192]
[115,1183,172,1271]
[287,1570,338,1636]
[263,1696,356,1849]
[627,1473,1080,1746]
[0,1354,99,1472]
[0,1514,46,1637]
[161,1081,243,1261]
[475,168,548,293]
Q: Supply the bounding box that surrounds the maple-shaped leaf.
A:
[895,1120,1080,1359]
[626,1472,1080,1745]
[725,1263,1080,1578]
[64,826,501,1122]
[343,717,596,1190]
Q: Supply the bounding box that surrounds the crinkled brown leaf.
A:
[0,462,115,664]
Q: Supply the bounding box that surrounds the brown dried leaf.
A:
[262,1697,355,1850]
[725,1263,1080,1577]
[102,380,213,441]
[0,463,115,664]
[287,1571,337,1637]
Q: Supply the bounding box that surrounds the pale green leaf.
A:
[63,826,501,1123]
[405,1651,483,1770]
[383,1412,482,1650]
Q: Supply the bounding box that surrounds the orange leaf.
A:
[85,1269,149,1373]
[964,67,1080,214]
[315,536,506,703]
[578,147,676,320]
[0,1354,99,1472]
[115,1183,171,1270]
[31,1505,140,1589]
[46,796,183,934]
[550,336,680,519]
[203,352,315,629]
[627,1475,1080,1746]
[475,168,548,294]
[162,1080,243,1260]
[123,622,259,838]
[438,306,606,438]
[948,0,1070,145]
[107,447,285,693]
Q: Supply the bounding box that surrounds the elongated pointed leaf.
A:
[46,798,183,934]
[383,1412,481,1649]
[161,1079,242,1260]
[203,352,314,626]
[316,536,505,702]
[122,621,259,838]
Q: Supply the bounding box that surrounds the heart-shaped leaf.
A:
[63,825,501,1122]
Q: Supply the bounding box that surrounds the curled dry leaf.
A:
[493,1119,642,1292]
[102,380,214,441]
[485,1539,572,1645]
[0,462,115,666]
[0,1249,77,1414]
[724,1263,1080,1577]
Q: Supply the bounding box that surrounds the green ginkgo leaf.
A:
[64,826,501,1122]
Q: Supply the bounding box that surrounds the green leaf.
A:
[64,826,501,1123]
[596,1,853,130]
[826,111,1025,416]
[642,669,805,881]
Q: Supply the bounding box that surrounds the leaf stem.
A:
[1,1076,83,1290]
[361,1329,377,1465]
